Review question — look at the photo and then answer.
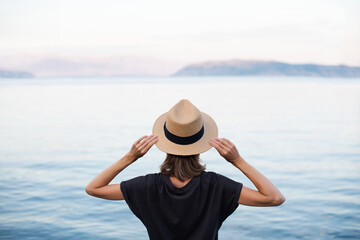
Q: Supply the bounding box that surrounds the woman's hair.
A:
[160,154,206,182]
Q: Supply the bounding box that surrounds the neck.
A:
[169,176,192,188]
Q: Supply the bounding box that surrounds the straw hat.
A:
[152,99,218,155]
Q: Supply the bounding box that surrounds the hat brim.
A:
[152,112,218,156]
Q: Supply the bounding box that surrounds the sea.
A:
[0,76,359,240]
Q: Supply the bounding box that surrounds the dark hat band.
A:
[164,122,204,145]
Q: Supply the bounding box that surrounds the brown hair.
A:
[160,154,206,182]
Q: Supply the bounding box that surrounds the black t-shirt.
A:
[120,171,243,240]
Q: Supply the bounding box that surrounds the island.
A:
[173,60,360,78]
[0,69,34,78]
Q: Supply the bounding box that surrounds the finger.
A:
[141,135,158,147]
[142,137,158,152]
[134,135,148,146]
[209,139,221,150]
[210,139,227,155]
[211,138,226,150]
[138,136,158,156]
[209,138,220,148]
[137,134,155,146]
[214,138,231,151]
[223,138,234,147]
[221,138,233,148]
[138,135,157,150]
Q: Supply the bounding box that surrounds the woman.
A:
[86,99,285,240]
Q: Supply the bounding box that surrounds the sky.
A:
[0,0,359,66]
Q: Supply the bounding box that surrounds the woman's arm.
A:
[85,135,158,200]
[209,138,285,206]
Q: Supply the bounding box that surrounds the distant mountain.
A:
[0,55,185,77]
[0,69,34,78]
[2,56,359,78]
[174,60,360,78]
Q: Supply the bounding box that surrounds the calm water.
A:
[0,76,359,239]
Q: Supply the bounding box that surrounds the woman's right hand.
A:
[209,138,242,164]
[128,135,158,161]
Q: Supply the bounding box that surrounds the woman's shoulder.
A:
[198,171,220,185]
[201,171,220,179]
[123,173,163,184]
[142,172,230,181]
[142,172,164,181]
[200,171,240,185]
[132,172,232,186]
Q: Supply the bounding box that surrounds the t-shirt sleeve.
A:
[215,173,243,222]
[120,175,150,221]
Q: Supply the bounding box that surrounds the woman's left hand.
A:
[209,138,242,164]
[128,135,159,160]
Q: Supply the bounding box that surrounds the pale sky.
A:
[0,0,359,65]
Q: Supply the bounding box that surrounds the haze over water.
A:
[0,76,359,239]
